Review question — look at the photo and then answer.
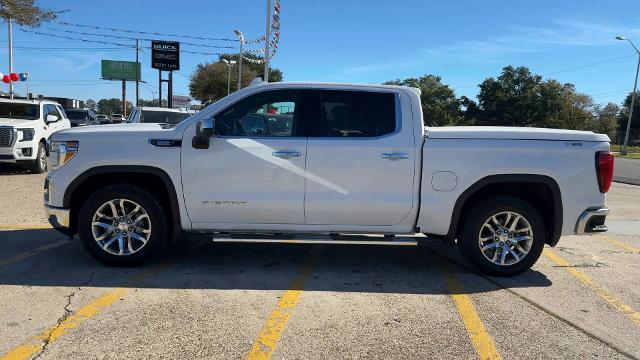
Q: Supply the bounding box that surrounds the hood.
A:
[56,123,164,135]
[425,126,610,142]
[0,118,39,128]
[52,123,174,142]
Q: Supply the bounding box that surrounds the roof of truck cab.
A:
[249,81,421,94]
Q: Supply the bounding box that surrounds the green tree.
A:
[0,0,56,26]
[384,75,466,126]
[556,84,597,131]
[476,66,568,127]
[97,98,132,115]
[138,98,167,107]
[618,91,640,144]
[594,102,619,140]
[85,99,96,110]
[189,54,283,104]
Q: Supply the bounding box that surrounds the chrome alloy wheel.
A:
[39,147,47,170]
[91,199,151,256]
[478,211,533,266]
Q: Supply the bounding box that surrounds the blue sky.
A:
[1,0,639,106]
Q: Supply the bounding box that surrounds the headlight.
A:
[49,141,79,169]
[18,128,35,142]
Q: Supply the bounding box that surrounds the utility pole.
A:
[121,79,127,117]
[234,30,244,91]
[264,0,271,83]
[616,36,640,156]
[7,18,14,99]
[168,71,173,108]
[135,39,140,107]
[158,70,162,107]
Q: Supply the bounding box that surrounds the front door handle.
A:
[272,151,301,158]
[381,152,409,160]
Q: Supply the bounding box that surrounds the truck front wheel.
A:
[28,142,47,173]
[458,197,545,277]
[77,185,168,266]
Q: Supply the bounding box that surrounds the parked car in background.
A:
[96,115,110,124]
[0,98,71,173]
[126,107,191,125]
[65,108,98,127]
[111,114,126,123]
[44,82,613,276]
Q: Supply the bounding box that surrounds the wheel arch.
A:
[63,165,182,240]
[446,174,563,246]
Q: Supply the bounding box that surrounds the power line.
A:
[42,26,236,49]
[14,46,130,51]
[544,53,637,76]
[19,28,134,47]
[55,21,236,42]
[19,28,224,56]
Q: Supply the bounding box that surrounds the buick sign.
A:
[151,40,180,71]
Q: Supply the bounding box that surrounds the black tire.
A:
[78,184,168,266]
[457,197,545,277]
[28,142,47,174]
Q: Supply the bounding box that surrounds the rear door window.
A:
[318,90,396,137]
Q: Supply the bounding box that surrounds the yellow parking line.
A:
[599,235,640,254]
[543,249,640,326]
[0,225,52,230]
[439,260,502,360]
[0,261,173,360]
[0,239,71,268]
[246,245,323,360]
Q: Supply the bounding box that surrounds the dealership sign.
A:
[152,40,180,71]
[101,60,141,81]
[172,95,191,108]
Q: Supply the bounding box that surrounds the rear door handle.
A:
[381,152,409,160]
[272,151,301,158]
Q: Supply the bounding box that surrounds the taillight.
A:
[596,151,614,193]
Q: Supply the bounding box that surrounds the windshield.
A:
[140,110,190,125]
[66,110,89,120]
[0,103,40,120]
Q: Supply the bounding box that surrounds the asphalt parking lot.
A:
[0,164,639,359]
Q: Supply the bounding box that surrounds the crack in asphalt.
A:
[554,261,610,268]
[32,271,97,360]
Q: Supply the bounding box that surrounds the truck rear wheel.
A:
[78,185,168,266]
[457,197,545,277]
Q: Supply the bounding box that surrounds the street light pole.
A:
[7,18,14,99]
[234,30,244,91]
[616,36,640,156]
[221,59,236,95]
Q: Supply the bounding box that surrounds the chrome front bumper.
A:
[575,207,609,235]
[44,204,70,228]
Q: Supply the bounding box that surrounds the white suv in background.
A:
[0,98,71,173]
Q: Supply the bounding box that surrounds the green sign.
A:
[101,60,141,81]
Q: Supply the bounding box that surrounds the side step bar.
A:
[203,233,436,247]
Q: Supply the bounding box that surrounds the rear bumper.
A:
[575,207,609,235]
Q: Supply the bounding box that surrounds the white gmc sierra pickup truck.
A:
[43,82,614,276]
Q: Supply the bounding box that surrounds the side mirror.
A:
[201,117,215,137]
[192,118,215,149]
[46,114,59,123]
